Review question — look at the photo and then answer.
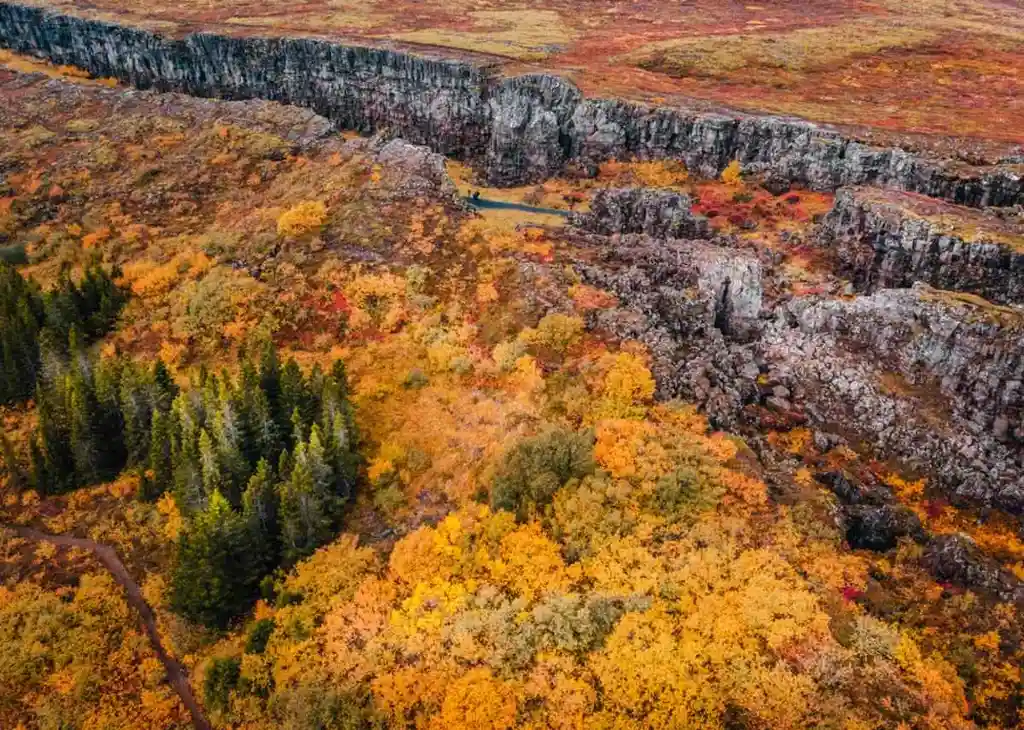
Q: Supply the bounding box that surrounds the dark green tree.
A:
[140,407,173,501]
[491,427,595,520]
[169,490,260,628]
[203,656,241,714]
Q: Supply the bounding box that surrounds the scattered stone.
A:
[843,504,925,552]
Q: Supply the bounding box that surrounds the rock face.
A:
[843,504,925,552]
[570,231,767,427]
[569,187,710,240]
[1,1,1022,204]
[818,470,925,552]
[370,138,459,201]
[819,188,1024,303]
[761,284,1024,514]
[924,534,1024,603]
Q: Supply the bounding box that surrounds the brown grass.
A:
[390,10,576,60]
[625,21,941,78]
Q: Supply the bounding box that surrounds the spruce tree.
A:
[152,359,178,412]
[242,459,280,574]
[198,429,223,501]
[169,490,259,628]
[278,439,333,565]
[140,408,172,501]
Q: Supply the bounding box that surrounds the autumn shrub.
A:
[491,427,595,519]
[170,266,261,343]
[720,159,743,185]
[518,313,585,355]
[492,339,528,372]
[277,201,328,239]
[269,684,378,730]
[245,618,276,655]
[652,464,725,523]
[204,656,242,713]
[596,352,656,419]
[0,574,186,728]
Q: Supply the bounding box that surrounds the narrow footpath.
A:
[1,523,212,730]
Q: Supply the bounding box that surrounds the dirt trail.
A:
[1,523,212,730]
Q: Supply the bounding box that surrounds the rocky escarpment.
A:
[568,230,770,428]
[569,215,1024,514]
[1,2,1022,205]
[819,188,1024,303]
[815,472,1022,601]
[761,284,1024,514]
[568,187,710,240]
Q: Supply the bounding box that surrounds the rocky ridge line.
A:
[0,1,1021,205]
[819,187,1024,303]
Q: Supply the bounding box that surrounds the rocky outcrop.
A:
[571,232,768,427]
[370,138,459,201]
[794,285,1024,446]
[761,284,1024,514]
[569,187,710,240]
[817,470,926,552]
[1,1,1022,204]
[844,504,925,552]
[576,233,765,339]
[924,534,1024,603]
[819,188,1024,303]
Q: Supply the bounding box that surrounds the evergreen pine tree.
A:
[169,490,259,628]
[152,358,178,412]
[278,439,334,565]
[279,359,308,443]
[198,429,223,501]
[140,408,172,501]
[242,458,280,574]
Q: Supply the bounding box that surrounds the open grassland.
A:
[10,0,1024,146]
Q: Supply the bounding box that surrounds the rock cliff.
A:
[1,1,1022,204]
[819,188,1024,303]
[761,284,1024,514]
[568,187,710,240]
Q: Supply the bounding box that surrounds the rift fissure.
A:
[0,1,1021,205]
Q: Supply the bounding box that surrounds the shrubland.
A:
[0,64,1020,730]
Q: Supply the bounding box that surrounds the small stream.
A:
[463,195,571,217]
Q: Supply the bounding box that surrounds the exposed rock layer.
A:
[762,284,1024,514]
[1,1,1022,204]
[569,187,709,240]
[819,188,1024,303]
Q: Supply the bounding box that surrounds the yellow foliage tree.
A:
[596,352,656,419]
[277,200,327,238]
[720,160,743,185]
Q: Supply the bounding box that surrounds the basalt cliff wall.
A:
[819,188,1024,303]
[1,1,1022,205]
